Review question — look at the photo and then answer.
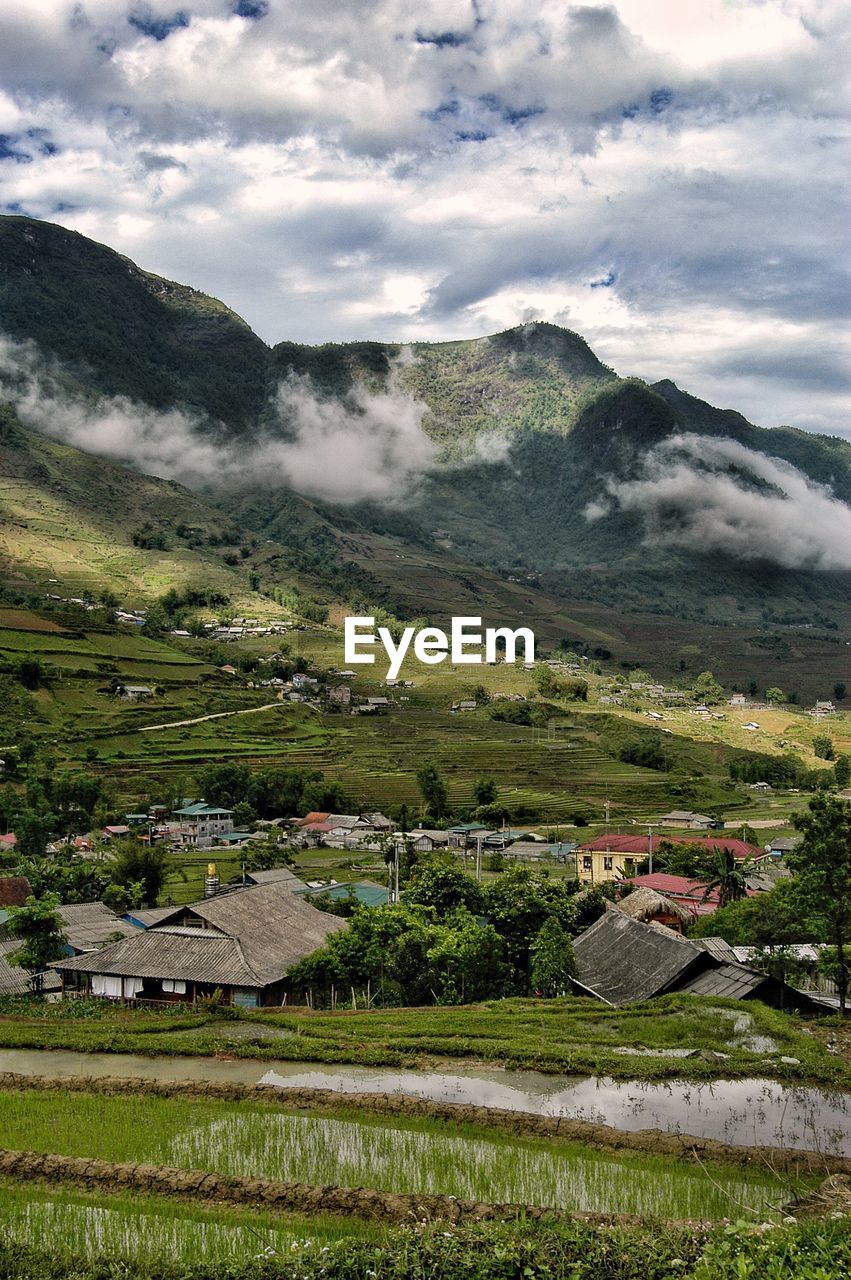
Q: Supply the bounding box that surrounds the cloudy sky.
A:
[0,0,848,434]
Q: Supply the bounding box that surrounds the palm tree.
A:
[702,848,750,909]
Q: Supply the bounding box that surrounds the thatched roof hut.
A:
[616,886,692,931]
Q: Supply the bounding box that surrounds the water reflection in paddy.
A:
[1,1047,848,1155]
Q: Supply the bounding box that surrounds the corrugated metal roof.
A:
[693,936,740,964]
[60,881,347,990]
[54,931,260,986]
[58,902,138,952]
[244,868,308,891]
[573,910,708,1006]
[677,962,767,999]
[125,905,184,929]
[0,937,61,995]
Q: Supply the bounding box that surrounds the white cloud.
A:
[587,432,851,569]
[0,333,439,503]
[0,1,848,432]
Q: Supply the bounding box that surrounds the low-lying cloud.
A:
[584,433,851,571]
[0,334,439,504]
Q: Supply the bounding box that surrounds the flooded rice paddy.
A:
[167,1110,791,1218]
[0,1197,316,1265]
[2,1047,849,1156]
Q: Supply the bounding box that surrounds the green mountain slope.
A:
[2,213,851,639]
[0,215,269,428]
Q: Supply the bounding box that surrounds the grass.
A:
[0,1089,809,1220]
[0,1180,379,1266]
[0,994,847,1088]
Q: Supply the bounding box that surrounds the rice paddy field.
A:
[0,1088,807,1221]
[0,1183,372,1267]
[0,994,844,1085]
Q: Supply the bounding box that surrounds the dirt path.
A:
[138,702,282,732]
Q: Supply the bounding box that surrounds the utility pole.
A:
[647,825,654,876]
[475,833,483,881]
[605,798,611,828]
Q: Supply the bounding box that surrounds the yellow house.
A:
[576,848,642,885]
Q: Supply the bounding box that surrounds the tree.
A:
[530,918,576,997]
[109,841,169,907]
[788,794,851,1014]
[473,777,498,807]
[416,761,448,820]
[17,658,47,690]
[834,682,847,702]
[813,734,835,761]
[406,858,485,915]
[701,849,750,910]
[835,756,851,789]
[692,671,724,705]
[765,687,785,706]
[7,893,67,992]
[231,801,256,830]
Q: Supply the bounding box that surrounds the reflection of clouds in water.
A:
[259,1069,851,1156]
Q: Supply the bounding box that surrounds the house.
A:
[624,871,757,917]
[236,866,308,893]
[118,685,154,700]
[813,700,836,716]
[579,833,765,864]
[397,829,453,853]
[729,693,747,707]
[1,900,133,996]
[576,846,641,884]
[616,887,692,934]
[57,902,138,954]
[658,811,718,830]
[0,833,17,854]
[101,824,131,839]
[572,909,821,1010]
[294,881,389,908]
[327,684,351,705]
[451,701,477,712]
[448,822,490,846]
[172,803,234,847]
[765,836,799,858]
[54,880,347,1008]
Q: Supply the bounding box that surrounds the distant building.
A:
[172,803,234,847]
[118,685,154,700]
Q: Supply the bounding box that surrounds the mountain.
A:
[2,212,851,646]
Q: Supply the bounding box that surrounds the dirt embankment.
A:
[0,1147,566,1226]
[1,1071,848,1178]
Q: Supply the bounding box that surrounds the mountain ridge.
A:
[1,213,850,638]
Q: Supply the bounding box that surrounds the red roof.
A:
[624,872,756,917]
[0,876,33,908]
[579,833,761,860]
[0,833,16,848]
[302,821,334,833]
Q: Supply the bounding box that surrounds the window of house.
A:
[603,856,613,871]
[583,856,593,871]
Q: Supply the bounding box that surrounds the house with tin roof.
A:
[55,880,346,1008]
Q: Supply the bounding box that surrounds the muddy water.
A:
[1,1047,849,1155]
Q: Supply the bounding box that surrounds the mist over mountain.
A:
[1,212,850,628]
